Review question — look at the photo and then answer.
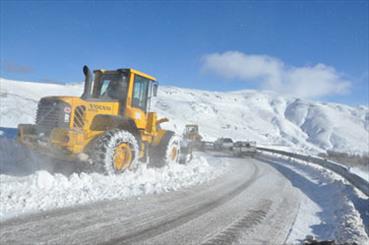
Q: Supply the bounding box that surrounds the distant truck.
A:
[214,137,233,151]
[233,141,256,157]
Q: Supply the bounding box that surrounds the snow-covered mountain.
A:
[1,78,368,154]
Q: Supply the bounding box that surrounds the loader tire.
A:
[88,129,139,175]
[150,131,181,167]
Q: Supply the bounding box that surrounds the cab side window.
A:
[132,75,149,111]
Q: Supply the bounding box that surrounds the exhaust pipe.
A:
[82,65,93,98]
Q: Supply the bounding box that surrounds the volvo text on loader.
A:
[18,66,184,174]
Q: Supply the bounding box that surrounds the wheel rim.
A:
[113,143,132,171]
[170,146,178,161]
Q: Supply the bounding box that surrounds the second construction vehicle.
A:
[183,124,202,146]
[18,66,185,174]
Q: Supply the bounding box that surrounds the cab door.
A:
[127,74,150,129]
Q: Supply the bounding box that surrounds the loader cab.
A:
[82,66,158,129]
[126,69,158,129]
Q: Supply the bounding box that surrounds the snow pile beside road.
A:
[0,155,227,220]
[350,167,369,181]
[264,155,369,244]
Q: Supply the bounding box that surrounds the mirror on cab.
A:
[153,82,159,97]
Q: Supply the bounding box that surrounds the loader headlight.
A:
[64,106,71,123]
[64,106,71,114]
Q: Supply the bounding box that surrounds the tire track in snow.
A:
[201,200,272,245]
[104,163,260,244]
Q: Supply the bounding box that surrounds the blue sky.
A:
[0,1,368,105]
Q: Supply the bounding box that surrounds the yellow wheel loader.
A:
[179,124,203,162]
[18,66,184,174]
[184,124,202,143]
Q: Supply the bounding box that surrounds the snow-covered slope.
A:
[1,78,368,154]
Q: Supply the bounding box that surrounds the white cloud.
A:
[202,51,351,98]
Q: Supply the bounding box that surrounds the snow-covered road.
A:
[2,153,368,244]
[0,156,298,244]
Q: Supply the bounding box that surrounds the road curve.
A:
[0,155,301,244]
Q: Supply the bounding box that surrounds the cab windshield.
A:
[89,73,129,101]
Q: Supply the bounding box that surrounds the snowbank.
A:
[350,167,369,182]
[261,155,369,244]
[0,155,228,220]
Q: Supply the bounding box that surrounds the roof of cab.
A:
[94,68,156,81]
[129,68,156,81]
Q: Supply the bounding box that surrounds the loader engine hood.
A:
[35,96,119,133]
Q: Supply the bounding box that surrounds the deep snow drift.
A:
[1,78,368,154]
